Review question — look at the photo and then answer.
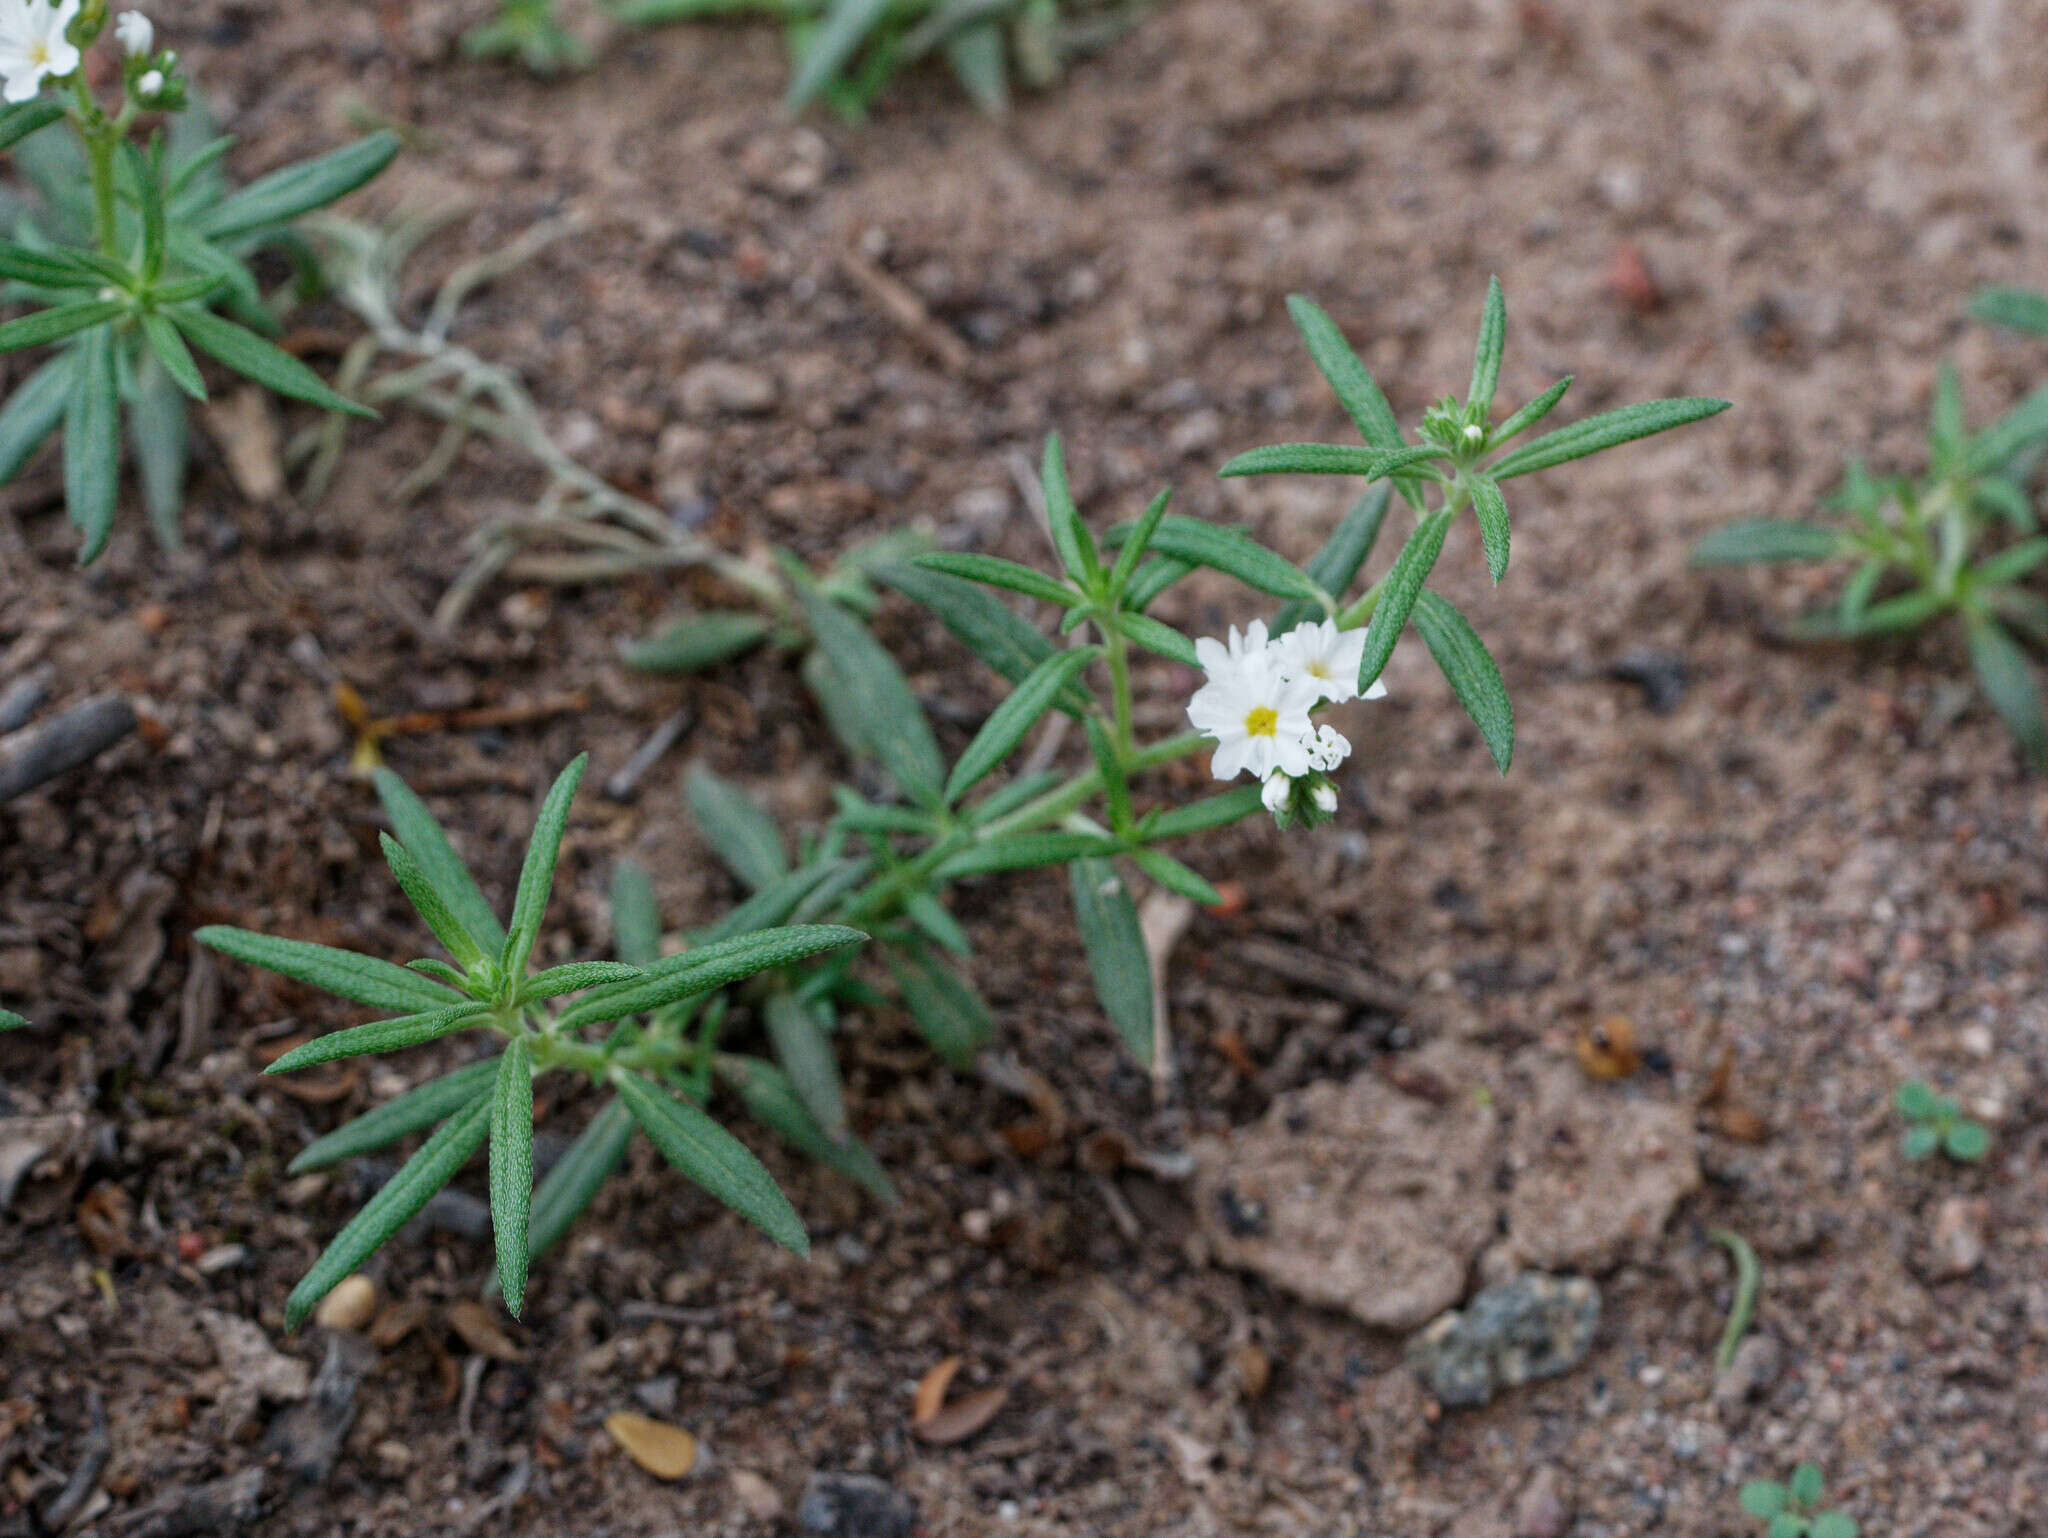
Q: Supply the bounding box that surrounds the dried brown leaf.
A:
[604,1411,698,1479]
[913,1383,1010,1446]
[912,1355,963,1426]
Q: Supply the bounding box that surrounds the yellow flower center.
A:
[27,41,48,66]
[1242,705,1278,738]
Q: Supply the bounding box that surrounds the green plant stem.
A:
[1710,1227,1760,1375]
[71,78,122,258]
[1104,628,1136,758]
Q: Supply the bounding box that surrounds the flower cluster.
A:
[0,3,178,109]
[1187,619,1386,827]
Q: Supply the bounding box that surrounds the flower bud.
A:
[1261,771,1290,815]
[114,9,152,55]
[1311,782,1338,815]
[136,67,163,97]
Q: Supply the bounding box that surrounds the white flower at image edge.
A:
[0,0,82,103]
[1186,639,1324,783]
[1273,619,1386,706]
[113,8,151,55]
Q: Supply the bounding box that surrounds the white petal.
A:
[1,69,42,102]
[1210,738,1252,782]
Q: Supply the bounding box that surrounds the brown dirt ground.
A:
[8,0,2048,1532]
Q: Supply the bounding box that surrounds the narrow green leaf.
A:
[1839,558,1884,627]
[621,611,773,674]
[965,770,1064,825]
[501,754,588,980]
[1218,442,1387,479]
[519,961,645,1002]
[1069,858,1153,1064]
[381,834,488,969]
[1470,476,1510,583]
[1489,397,1731,480]
[784,0,893,111]
[265,1003,492,1075]
[198,131,402,241]
[1121,557,1195,613]
[888,948,992,1067]
[196,926,468,1013]
[1108,486,1174,595]
[555,925,866,1029]
[913,551,1078,607]
[764,991,847,1140]
[1356,508,1455,692]
[1967,616,2048,765]
[373,770,506,954]
[1972,285,2048,337]
[931,831,1117,880]
[407,959,473,992]
[1273,484,1394,634]
[1086,715,1132,835]
[1040,433,1099,583]
[489,1038,535,1314]
[287,1060,498,1174]
[124,140,167,286]
[1491,375,1573,444]
[171,307,375,418]
[795,579,945,804]
[1930,363,1964,462]
[609,859,662,969]
[942,21,1008,114]
[1690,519,1845,566]
[1283,295,1405,452]
[0,350,72,486]
[1130,847,1222,907]
[615,1071,809,1254]
[719,1056,895,1204]
[1467,275,1506,419]
[875,563,1079,710]
[0,242,104,289]
[526,1097,635,1264]
[1143,783,1265,841]
[945,647,1099,802]
[1969,384,2048,476]
[1116,611,1199,667]
[702,860,854,943]
[125,349,184,549]
[284,1094,491,1331]
[1103,513,1323,603]
[904,890,972,955]
[1972,537,2048,590]
[0,98,64,154]
[1410,591,1514,772]
[1794,588,1946,639]
[63,322,120,565]
[137,310,206,403]
[684,763,788,892]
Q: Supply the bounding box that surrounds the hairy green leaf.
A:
[1143,782,1265,840]
[0,350,72,486]
[265,1003,492,1075]
[381,834,489,969]
[1116,611,1199,667]
[764,991,847,1140]
[1690,519,1845,565]
[1039,432,1099,585]
[684,763,788,892]
[287,1059,498,1174]
[931,831,1117,880]
[63,322,120,565]
[1356,508,1455,693]
[784,0,894,111]
[888,948,992,1067]
[501,754,588,979]
[912,551,1077,607]
[1967,616,2048,766]
[1410,591,1513,773]
[556,925,866,1028]
[1218,442,1386,479]
[1470,476,1510,584]
[285,1095,491,1330]
[609,859,662,969]
[1491,375,1574,444]
[0,296,125,353]
[489,1038,535,1314]
[171,307,375,418]
[615,1071,809,1254]
[1283,295,1405,452]
[0,99,64,154]
[197,926,467,1013]
[621,611,773,674]
[519,961,645,1001]
[796,579,945,804]
[1069,857,1153,1064]
[904,890,972,955]
[1103,514,1323,603]
[198,131,402,241]
[1130,847,1222,907]
[719,1056,895,1204]
[1467,275,1506,420]
[946,646,1099,802]
[1489,397,1730,479]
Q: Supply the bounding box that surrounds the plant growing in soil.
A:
[197,755,865,1328]
[1693,326,2048,761]
[630,283,1728,1089]
[466,0,1140,117]
[1739,1463,1858,1538]
[1894,1079,1990,1163]
[0,3,396,563]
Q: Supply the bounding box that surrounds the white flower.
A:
[1261,771,1290,815]
[1187,646,1322,783]
[1304,724,1351,772]
[0,0,81,103]
[1272,620,1385,705]
[114,8,151,54]
[135,67,161,96]
[1193,619,1271,680]
[1311,782,1338,815]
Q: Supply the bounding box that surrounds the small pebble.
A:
[313,1274,378,1333]
[796,1472,918,1538]
[1713,1333,1783,1407]
[1514,1465,1573,1538]
[1928,1196,1987,1280]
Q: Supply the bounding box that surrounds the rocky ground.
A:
[6,0,2048,1533]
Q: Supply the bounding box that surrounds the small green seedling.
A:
[1739,1465,1857,1538]
[0,6,397,563]
[1695,296,2048,761]
[1895,1079,1991,1162]
[198,755,865,1328]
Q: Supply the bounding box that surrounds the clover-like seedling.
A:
[198,755,864,1328]
[1895,1079,1991,1163]
[1695,290,2048,762]
[1740,1464,1858,1538]
[0,6,397,563]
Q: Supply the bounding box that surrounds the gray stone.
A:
[796,1473,917,1538]
[678,362,779,418]
[1405,1273,1601,1407]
